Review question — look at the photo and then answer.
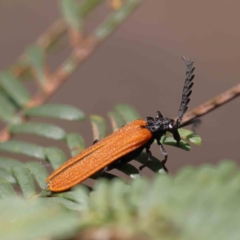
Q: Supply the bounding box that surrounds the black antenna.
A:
[176,57,195,127]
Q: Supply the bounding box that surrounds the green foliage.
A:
[12,164,36,198]
[0,161,239,240]
[25,45,46,85]
[66,133,85,157]
[0,197,80,240]
[10,122,66,140]
[0,71,30,107]
[0,140,45,159]
[44,147,67,169]
[90,114,107,139]
[178,128,202,145]
[60,0,83,30]
[114,104,141,123]
[0,90,18,124]
[94,0,144,40]
[24,103,85,120]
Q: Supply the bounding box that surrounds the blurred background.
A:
[0,0,239,174]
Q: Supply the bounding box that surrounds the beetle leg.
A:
[157,139,168,164]
[98,164,113,177]
[101,159,123,174]
[99,164,119,180]
[179,118,201,134]
[191,118,201,133]
[92,139,99,144]
[173,130,181,145]
[156,111,163,118]
[139,146,169,173]
[156,139,169,172]
[101,166,109,174]
[139,147,152,172]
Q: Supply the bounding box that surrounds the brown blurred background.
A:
[0,0,239,174]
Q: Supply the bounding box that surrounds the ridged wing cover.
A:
[46,119,152,192]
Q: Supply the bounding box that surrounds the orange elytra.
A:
[46,57,195,192]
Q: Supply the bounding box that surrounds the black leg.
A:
[139,145,169,173]
[156,111,163,118]
[191,118,201,133]
[100,166,109,175]
[92,139,99,144]
[101,159,124,174]
[173,130,181,145]
[157,139,169,172]
[157,139,168,164]
[159,143,168,164]
[139,148,152,172]
[180,118,201,134]
[95,165,118,181]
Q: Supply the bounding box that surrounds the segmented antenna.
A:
[176,57,195,126]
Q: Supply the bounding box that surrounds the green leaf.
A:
[161,136,191,151]
[0,156,22,172]
[10,122,66,140]
[24,161,49,189]
[66,133,85,157]
[71,185,90,209]
[196,164,218,184]
[228,168,240,190]
[55,185,89,211]
[60,0,82,30]
[108,110,125,131]
[175,165,196,184]
[90,180,110,218]
[178,128,202,145]
[0,140,45,159]
[79,0,104,17]
[140,175,172,217]
[94,0,143,40]
[90,114,107,140]
[25,45,46,85]
[0,90,18,123]
[0,178,17,198]
[44,147,67,169]
[12,165,36,198]
[0,198,79,240]
[217,160,238,182]
[45,196,85,211]
[187,133,202,145]
[0,71,30,107]
[109,179,131,222]
[129,177,149,208]
[114,104,140,123]
[0,168,16,184]
[24,104,85,120]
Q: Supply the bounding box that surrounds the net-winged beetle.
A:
[46,57,195,192]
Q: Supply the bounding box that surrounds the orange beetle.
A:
[46,57,195,192]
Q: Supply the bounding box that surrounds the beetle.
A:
[46,57,195,192]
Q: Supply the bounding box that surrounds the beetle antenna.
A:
[176,57,195,127]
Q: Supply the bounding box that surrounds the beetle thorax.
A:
[146,116,177,134]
